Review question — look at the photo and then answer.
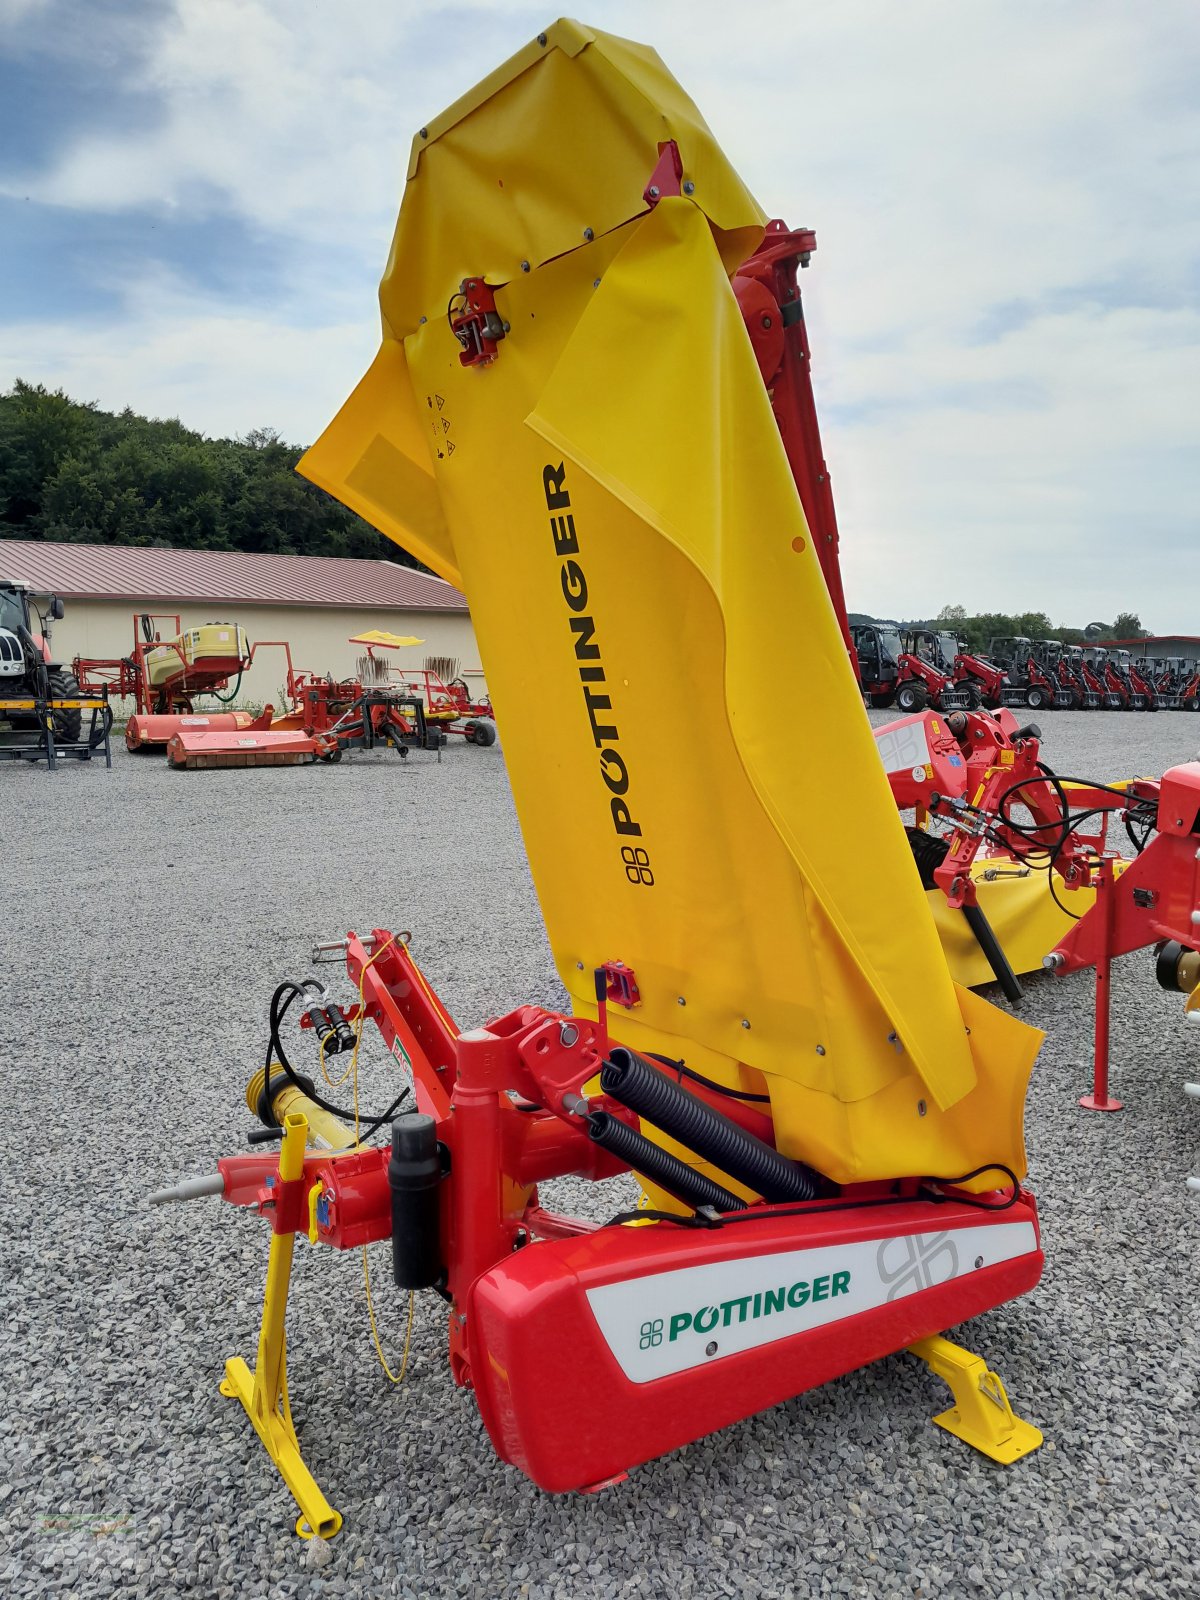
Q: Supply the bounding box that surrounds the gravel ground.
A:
[4,712,1199,1599]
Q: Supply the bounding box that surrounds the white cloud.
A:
[4,0,1200,627]
[1,270,379,442]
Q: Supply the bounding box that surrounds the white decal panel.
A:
[874,719,931,777]
[585,1222,1037,1383]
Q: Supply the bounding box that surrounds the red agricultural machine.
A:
[73,615,495,766]
[851,623,969,712]
[945,638,1011,710]
[986,638,1063,711]
[1148,658,1200,711]
[73,613,265,750]
[163,644,448,769]
[352,633,497,745]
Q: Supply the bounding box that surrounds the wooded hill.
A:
[0,380,416,567]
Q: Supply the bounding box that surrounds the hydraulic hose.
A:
[586,1112,740,1212]
[600,1047,825,1203]
[962,903,1023,1005]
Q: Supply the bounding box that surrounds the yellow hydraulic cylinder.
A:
[219,1113,343,1540]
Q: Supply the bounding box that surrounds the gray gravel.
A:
[4,713,1199,1599]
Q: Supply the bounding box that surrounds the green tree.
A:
[0,380,427,571]
[1111,611,1147,639]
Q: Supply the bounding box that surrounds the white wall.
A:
[51,598,484,709]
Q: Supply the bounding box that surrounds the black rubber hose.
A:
[962,902,1023,1005]
[586,1112,740,1212]
[600,1047,825,1202]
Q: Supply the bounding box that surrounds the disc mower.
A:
[153,21,1051,1536]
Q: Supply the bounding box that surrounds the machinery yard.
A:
[6,711,1198,1600]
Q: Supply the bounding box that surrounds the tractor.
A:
[0,579,82,742]
[986,637,1058,710]
[853,623,967,713]
[1177,660,1200,712]
[942,635,1011,709]
[1081,646,1128,710]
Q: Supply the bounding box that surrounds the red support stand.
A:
[1079,858,1123,1112]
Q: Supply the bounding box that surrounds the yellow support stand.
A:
[909,1334,1043,1464]
[219,1113,343,1540]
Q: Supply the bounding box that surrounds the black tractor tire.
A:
[46,668,83,744]
[895,682,928,714]
[868,690,896,709]
[1026,686,1050,712]
[1186,696,1200,712]
[471,719,497,747]
[960,681,983,710]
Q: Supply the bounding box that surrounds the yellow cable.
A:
[341,935,416,1384]
[362,1251,415,1386]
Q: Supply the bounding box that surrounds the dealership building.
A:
[0,538,482,706]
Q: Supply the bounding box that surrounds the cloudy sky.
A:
[2,0,1198,629]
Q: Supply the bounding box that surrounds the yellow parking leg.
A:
[219,1113,343,1539]
[909,1334,1043,1464]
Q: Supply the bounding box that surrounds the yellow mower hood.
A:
[299,18,1041,1186]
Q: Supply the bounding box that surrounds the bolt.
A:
[648,185,660,199]
[741,1018,751,1030]
[815,1045,826,1056]
[705,1341,718,1357]
[917,1099,927,1117]
[593,278,601,288]
[761,315,773,329]
[583,227,594,241]
[677,996,686,1007]
[559,1021,580,1047]
[419,315,427,324]
[683,180,695,195]
[974,1255,984,1269]
[576,960,585,970]
[520,260,530,272]
[537,31,547,45]
[419,127,428,139]
[501,320,511,333]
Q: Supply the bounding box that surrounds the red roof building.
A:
[0,538,467,612]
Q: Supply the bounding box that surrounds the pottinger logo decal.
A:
[542,461,654,889]
[584,1221,1039,1384]
[639,1270,853,1350]
[877,1231,959,1300]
